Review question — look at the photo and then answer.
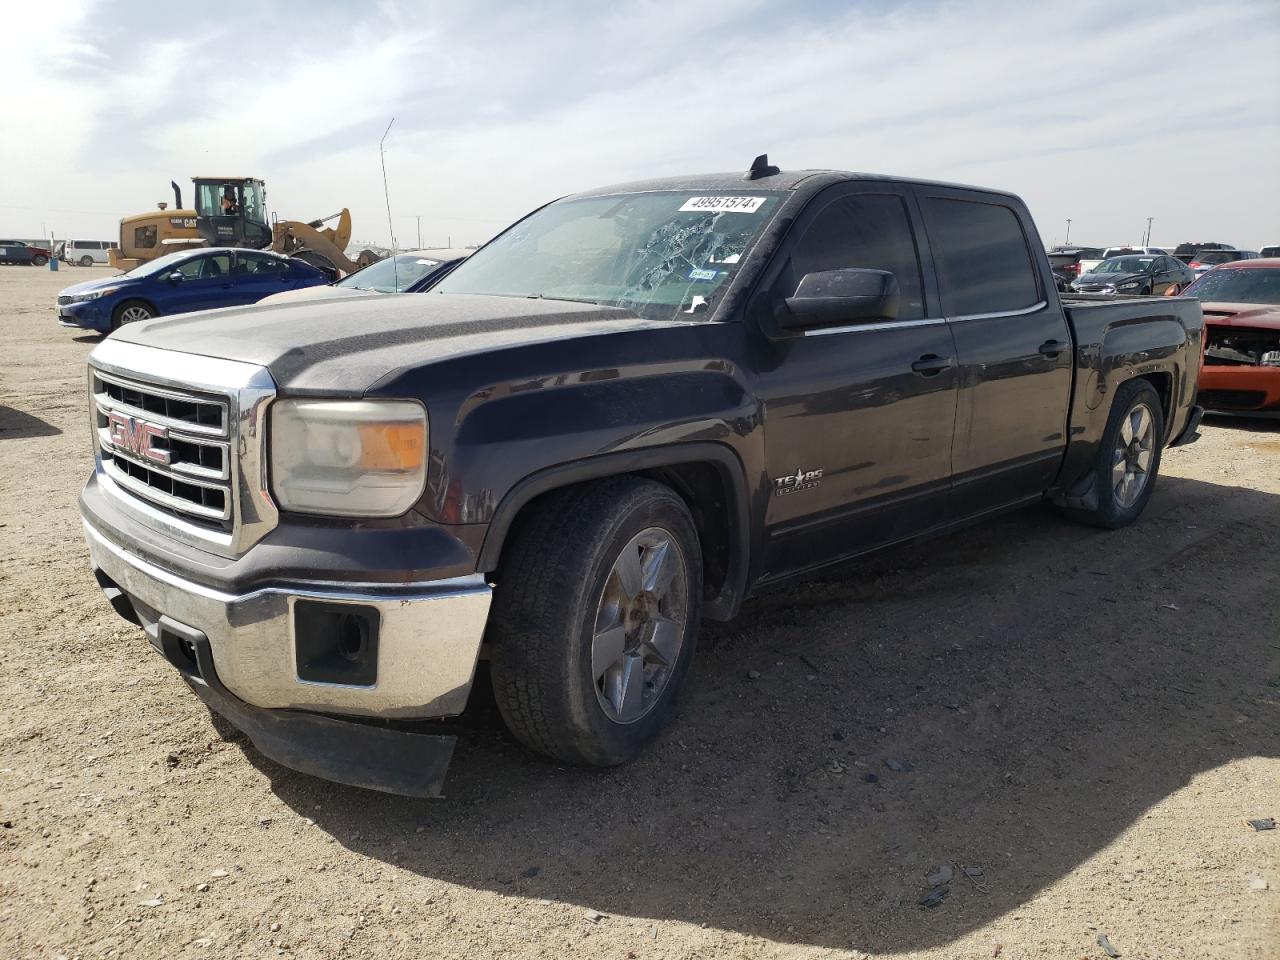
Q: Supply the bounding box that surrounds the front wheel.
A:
[33,255,48,267]
[487,477,703,766]
[79,255,94,267]
[110,299,156,330]
[1061,378,1165,529]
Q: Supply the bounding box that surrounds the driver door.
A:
[161,253,233,313]
[753,185,959,581]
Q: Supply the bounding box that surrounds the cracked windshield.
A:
[436,191,781,320]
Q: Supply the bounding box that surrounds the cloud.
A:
[2,0,1277,249]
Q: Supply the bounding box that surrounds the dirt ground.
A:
[1,264,1277,960]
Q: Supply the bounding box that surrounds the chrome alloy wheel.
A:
[1112,401,1155,508]
[118,305,152,324]
[591,527,689,724]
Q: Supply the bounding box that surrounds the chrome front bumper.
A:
[85,520,493,720]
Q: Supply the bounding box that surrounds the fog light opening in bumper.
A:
[294,601,381,687]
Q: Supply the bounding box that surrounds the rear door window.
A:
[922,197,1040,316]
[787,193,927,321]
[236,252,288,275]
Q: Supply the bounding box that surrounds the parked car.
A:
[78,161,1203,796]
[1259,244,1280,259]
[1077,245,1168,276]
[0,239,51,266]
[1189,250,1260,277]
[60,238,119,267]
[56,248,330,333]
[1174,241,1234,265]
[258,248,469,305]
[1071,254,1193,296]
[1047,245,1104,287]
[1179,258,1280,411]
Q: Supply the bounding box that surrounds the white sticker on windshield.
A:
[679,196,766,214]
[415,259,439,265]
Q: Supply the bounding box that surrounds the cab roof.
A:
[569,168,1022,203]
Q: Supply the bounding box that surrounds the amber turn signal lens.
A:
[357,421,425,471]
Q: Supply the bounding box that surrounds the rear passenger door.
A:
[915,188,1073,516]
[231,252,293,303]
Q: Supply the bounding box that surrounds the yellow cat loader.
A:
[108,177,381,278]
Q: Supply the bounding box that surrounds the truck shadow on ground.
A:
[0,405,62,439]
[242,472,1280,953]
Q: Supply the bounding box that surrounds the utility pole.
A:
[1065,219,1072,244]
[1144,217,1154,247]
[416,216,422,249]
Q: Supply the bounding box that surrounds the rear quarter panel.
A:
[1056,295,1203,489]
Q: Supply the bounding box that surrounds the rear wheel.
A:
[110,299,156,330]
[1061,378,1165,529]
[487,477,703,766]
[79,255,93,267]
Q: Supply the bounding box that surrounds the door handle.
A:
[911,354,952,376]
[1038,339,1066,358]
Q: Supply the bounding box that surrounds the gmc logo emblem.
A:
[106,411,170,466]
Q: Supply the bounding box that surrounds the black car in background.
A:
[1174,241,1234,264]
[1047,245,1104,286]
[1072,254,1194,295]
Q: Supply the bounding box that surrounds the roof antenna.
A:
[744,153,780,181]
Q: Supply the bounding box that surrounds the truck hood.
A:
[1198,301,1280,329]
[109,292,684,393]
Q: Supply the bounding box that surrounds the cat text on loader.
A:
[107,177,381,278]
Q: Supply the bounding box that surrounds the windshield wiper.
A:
[527,293,603,305]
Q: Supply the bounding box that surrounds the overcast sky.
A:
[4,0,1278,250]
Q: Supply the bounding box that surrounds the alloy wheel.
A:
[1112,401,1155,507]
[119,306,152,324]
[591,527,689,724]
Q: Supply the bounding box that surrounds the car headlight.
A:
[69,286,120,303]
[1116,281,1140,291]
[270,399,427,517]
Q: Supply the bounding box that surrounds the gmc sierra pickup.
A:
[80,157,1204,796]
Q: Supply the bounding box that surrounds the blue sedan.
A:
[56,247,330,333]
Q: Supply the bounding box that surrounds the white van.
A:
[60,239,118,266]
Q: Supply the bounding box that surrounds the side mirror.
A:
[166,271,184,283]
[779,268,900,330]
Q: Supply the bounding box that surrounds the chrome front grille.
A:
[87,339,279,558]
[93,370,234,527]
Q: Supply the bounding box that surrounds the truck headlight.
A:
[270,399,427,517]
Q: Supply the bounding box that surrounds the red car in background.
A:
[1179,259,1280,412]
[0,239,51,266]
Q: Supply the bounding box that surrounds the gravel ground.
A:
[1,264,1277,960]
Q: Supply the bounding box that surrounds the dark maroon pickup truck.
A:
[79,157,1204,795]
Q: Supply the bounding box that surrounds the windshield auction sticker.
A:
[679,196,766,213]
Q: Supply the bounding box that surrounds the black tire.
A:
[79,255,93,267]
[33,255,48,267]
[110,299,157,331]
[1061,378,1165,529]
[487,477,703,766]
